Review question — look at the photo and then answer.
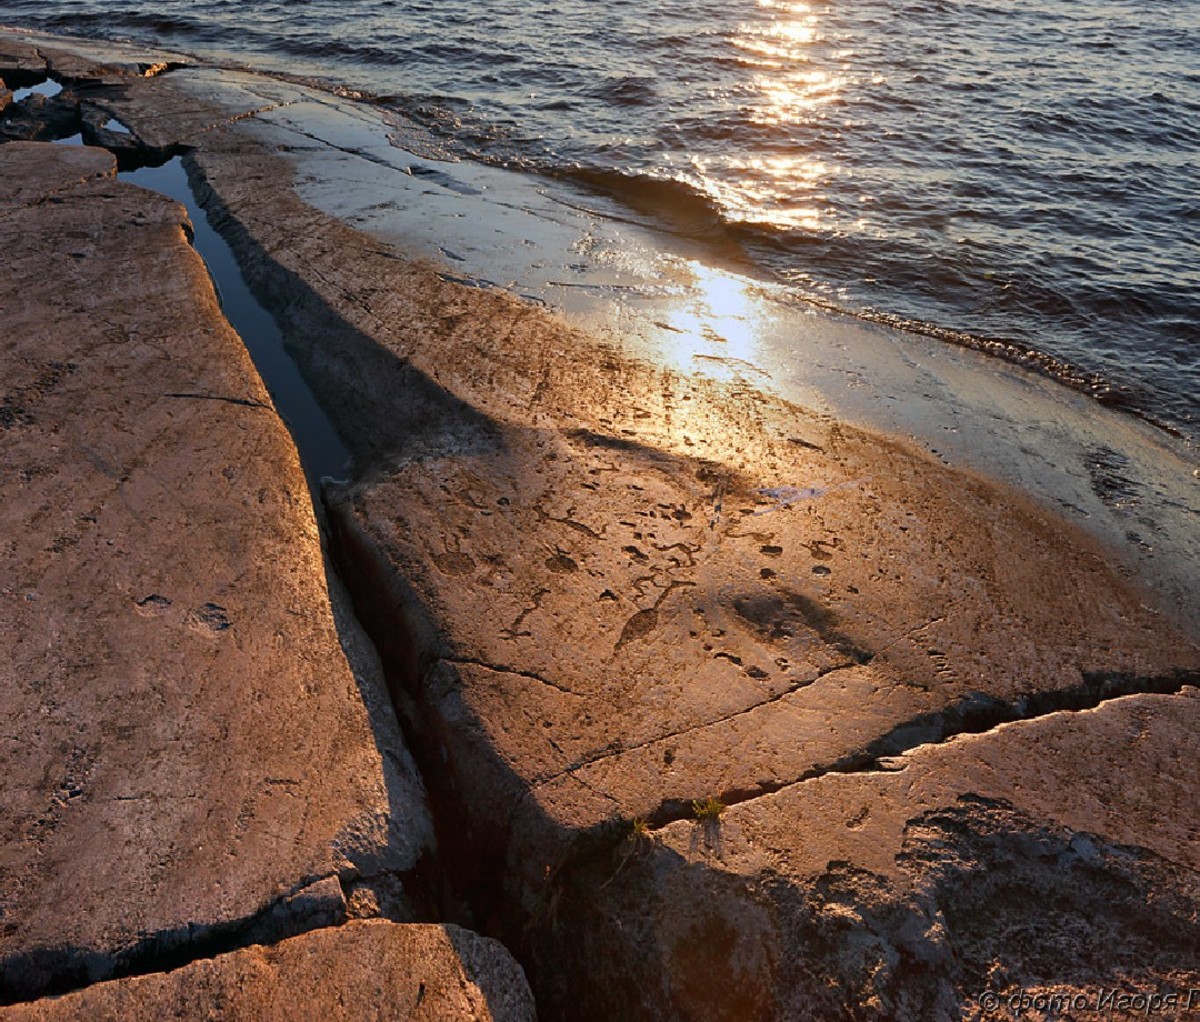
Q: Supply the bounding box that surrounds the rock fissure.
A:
[531,660,864,790]
[637,668,1200,831]
[27,54,1191,1017]
[163,391,273,409]
[272,121,400,175]
[191,157,1200,1013]
[441,656,581,698]
[137,62,188,79]
[0,875,347,1006]
[0,98,538,1014]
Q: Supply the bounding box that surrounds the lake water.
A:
[5,0,1197,442]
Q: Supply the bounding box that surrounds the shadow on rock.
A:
[183,152,502,475]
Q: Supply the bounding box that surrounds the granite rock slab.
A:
[182,118,1199,1017]
[0,143,434,1001]
[0,921,535,1021]
[9,47,1194,1019]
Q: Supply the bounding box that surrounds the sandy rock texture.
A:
[0,139,436,1002]
[4,34,1197,1020]
[181,99,1200,1017]
[0,921,535,1022]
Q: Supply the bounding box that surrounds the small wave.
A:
[8,0,1193,446]
[273,35,408,66]
[39,9,204,35]
[547,164,1170,430]
[586,76,658,107]
[557,166,729,239]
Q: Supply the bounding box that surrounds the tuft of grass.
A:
[601,816,656,890]
[691,796,726,822]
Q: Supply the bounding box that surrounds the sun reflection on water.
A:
[685,0,845,233]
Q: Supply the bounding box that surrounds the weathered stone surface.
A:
[8,41,1194,1019]
[0,144,434,1001]
[39,48,133,86]
[0,41,174,151]
[71,69,297,155]
[0,31,186,83]
[324,401,1199,1019]
[0,39,45,85]
[0,921,535,1021]
[558,690,1200,1021]
[0,49,278,158]
[0,141,114,208]
[176,111,1199,1018]
[0,35,160,88]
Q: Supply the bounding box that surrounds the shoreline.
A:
[2,29,1198,1021]
[141,44,1200,633]
[1,21,1196,449]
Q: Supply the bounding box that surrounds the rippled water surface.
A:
[5,0,1197,439]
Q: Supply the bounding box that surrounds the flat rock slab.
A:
[151,59,1200,633]
[327,404,1199,1017]
[181,118,1199,1017]
[617,690,1200,1020]
[334,416,1198,832]
[96,69,309,153]
[0,141,114,208]
[0,39,45,82]
[0,39,189,152]
[0,31,187,77]
[21,47,1195,1019]
[0,34,181,87]
[0,921,535,1021]
[0,144,433,1001]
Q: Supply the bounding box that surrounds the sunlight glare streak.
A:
[688,0,844,231]
[659,261,766,376]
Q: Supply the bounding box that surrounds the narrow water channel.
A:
[120,157,352,490]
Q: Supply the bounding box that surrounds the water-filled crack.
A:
[121,155,351,490]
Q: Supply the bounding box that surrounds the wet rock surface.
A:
[2,31,1198,1021]
[0,921,535,1021]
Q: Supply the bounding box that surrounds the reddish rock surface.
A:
[182,106,1198,1016]
[0,921,535,1021]
[0,141,436,1001]
[2,33,1196,1020]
